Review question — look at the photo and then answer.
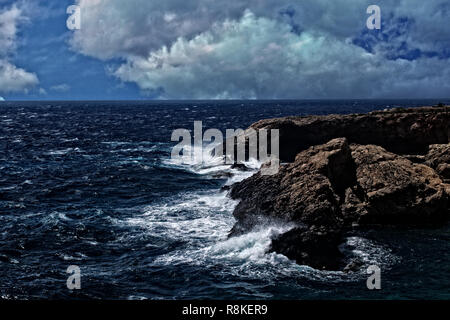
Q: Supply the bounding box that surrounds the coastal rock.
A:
[230,163,252,171]
[343,258,365,273]
[230,138,357,269]
[270,225,343,270]
[229,138,351,236]
[425,144,450,181]
[231,138,448,230]
[228,107,450,270]
[342,144,448,225]
[250,106,449,162]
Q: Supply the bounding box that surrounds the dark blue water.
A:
[0,100,449,300]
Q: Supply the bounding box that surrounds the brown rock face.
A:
[250,106,449,162]
[342,144,448,225]
[229,138,350,236]
[228,107,450,269]
[425,144,450,181]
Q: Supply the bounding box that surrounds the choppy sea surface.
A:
[0,100,449,300]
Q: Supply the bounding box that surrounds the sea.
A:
[0,99,449,300]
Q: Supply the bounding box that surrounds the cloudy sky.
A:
[0,0,449,100]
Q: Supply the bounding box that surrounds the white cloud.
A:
[70,0,450,99]
[0,3,38,94]
[0,3,21,55]
[114,11,450,99]
[0,59,38,92]
[50,83,71,92]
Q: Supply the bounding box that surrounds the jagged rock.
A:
[270,225,343,270]
[229,138,351,237]
[344,144,449,225]
[229,125,450,269]
[425,144,450,181]
[230,138,353,269]
[231,138,448,228]
[250,106,449,162]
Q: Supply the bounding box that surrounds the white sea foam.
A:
[340,236,401,268]
[128,151,400,283]
[124,154,303,278]
[205,225,295,265]
[151,222,301,278]
[126,191,237,242]
[44,148,82,155]
[162,145,262,184]
[123,183,302,277]
[110,146,156,153]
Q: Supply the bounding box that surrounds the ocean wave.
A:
[140,154,397,283]
[161,146,262,184]
[125,191,237,242]
[340,236,401,269]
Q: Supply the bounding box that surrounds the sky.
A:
[0,0,449,100]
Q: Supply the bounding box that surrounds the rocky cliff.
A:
[250,106,449,162]
[228,106,450,270]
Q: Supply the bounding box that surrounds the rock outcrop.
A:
[228,106,450,270]
[343,144,448,225]
[250,106,449,162]
[229,138,351,235]
[425,144,450,182]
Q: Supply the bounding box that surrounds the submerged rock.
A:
[228,107,450,270]
[343,258,364,273]
[230,163,252,171]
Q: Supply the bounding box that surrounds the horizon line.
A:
[1,98,450,103]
